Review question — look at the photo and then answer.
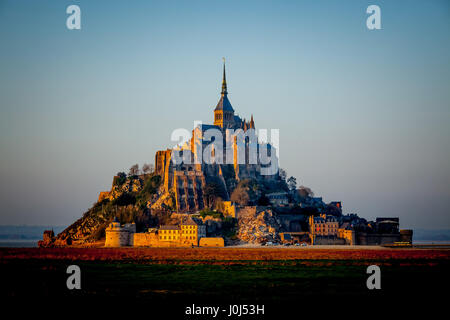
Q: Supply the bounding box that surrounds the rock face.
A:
[53,166,286,246]
[56,206,110,243]
[200,216,223,235]
[150,190,175,211]
[38,230,72,247]
[109,178,144,199]
[56,176,147,244]
[236,207,281,244]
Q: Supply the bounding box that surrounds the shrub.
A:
[204,181,227,208]
[230,187,250,206]
[257,194,271,206]
[199,208,223,219]
[112,193,136,206]
[142,175,161,195]
[113,172,127,186]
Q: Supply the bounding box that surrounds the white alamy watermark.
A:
[366,5,381,30]
[366,265,381,289]
[66,265,81,290]
[66,5,81,30]
[170,122,280,176]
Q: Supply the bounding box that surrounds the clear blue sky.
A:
[0,0,449,229]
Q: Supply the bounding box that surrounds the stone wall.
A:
[104,223,135,247]
[338,228,356,245]
[98,191,110,202]
[356,233,401,245]
[173,171,206,212]
[312,236,346,245]
[400,229,413,243]
[155,149,173,192]
[133,233,159,246]
[133,232,198,247]
[105,230,130,247]
[276,214,306,232]
[219,201,237,218]
[199,237,225,247]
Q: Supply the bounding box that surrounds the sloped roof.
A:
[215,95,234,112]
[160,225,179,230]
[196,124,220,132]
[182,216,203,226]
[339,222,351,230]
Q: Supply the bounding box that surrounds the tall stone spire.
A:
[214,58,234,128]
[221,57,228,96]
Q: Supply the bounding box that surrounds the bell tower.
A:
[214,59,235,129]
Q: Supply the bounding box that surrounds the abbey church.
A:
[155,63,280,212]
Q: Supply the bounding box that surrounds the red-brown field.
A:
[1,247,449,262]
[1,246,449,311]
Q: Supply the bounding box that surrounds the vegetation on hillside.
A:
[58,170,164,242]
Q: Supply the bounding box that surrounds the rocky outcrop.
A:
[38,230,72,247]
[108,178,144,200]
[150,190,175,211]
[55,176,147,244]
[236,207,281,244]
[200,215,223,235]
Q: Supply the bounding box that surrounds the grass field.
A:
[2,246,449,261]
[1,247,449,316]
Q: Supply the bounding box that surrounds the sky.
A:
[0,0,449,229]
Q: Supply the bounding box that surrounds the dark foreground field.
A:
[1,247,449,316]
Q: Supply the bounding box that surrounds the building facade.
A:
[154,62,279,212]
[158,217,206,246]
[266,192,289,206]
[309,214,339,236]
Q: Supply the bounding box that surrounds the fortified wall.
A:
[104,220,136,247]
[311,236,346,245]
[356,233,401,245]
[173,171,207,212]
[133,232,195,247]
[199,237,225,247]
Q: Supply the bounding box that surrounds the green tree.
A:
[204,182,224,208]
[114,172,127,186]
[112,193,136,206]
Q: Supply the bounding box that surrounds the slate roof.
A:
[339,222,352,230]
[196,124,220,131]
[313,215,338,223]
[160,225,179,230]
[214,94,234,112]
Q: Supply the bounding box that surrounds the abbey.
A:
[50,63,413,248]
[154,62,280,212]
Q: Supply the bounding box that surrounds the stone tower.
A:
[214,61,235,129]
